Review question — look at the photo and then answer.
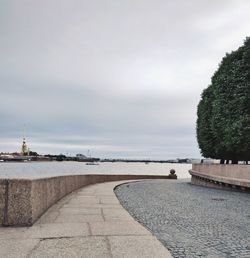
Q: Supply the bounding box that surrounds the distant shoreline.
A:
[0,158,195,164]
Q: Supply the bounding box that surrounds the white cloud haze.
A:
[1,0,250,158]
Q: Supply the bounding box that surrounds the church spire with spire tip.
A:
[21,125,29,155]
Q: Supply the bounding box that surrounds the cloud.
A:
[0,0,250,158]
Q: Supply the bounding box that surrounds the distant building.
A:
[21,138,29,155]
[189,159,201,164]
[201,158,220,164]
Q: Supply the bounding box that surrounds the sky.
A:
[0,0,250,159]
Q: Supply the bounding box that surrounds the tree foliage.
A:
[197,38,250,163]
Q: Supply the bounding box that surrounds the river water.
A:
[0,162,192,179]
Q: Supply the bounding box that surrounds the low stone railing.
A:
[189,164,250,191]
[0,174,176,226]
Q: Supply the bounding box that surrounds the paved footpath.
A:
[115,180,250,258]
[0,180,172,258]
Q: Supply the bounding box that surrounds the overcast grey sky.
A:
[0,0,250,158]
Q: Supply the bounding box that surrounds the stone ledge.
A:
[189,164,250,192]
[0,174,176,226]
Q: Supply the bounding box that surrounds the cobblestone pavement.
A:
[114,180,250,258]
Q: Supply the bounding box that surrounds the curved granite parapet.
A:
[189,164,250,191]
[0,174,176,226]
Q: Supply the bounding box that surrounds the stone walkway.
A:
[115,180,250,258]
[0,180,172,258]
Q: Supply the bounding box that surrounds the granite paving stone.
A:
[0,227,29,240]
[23,223,90,239]
[89,221,151,236]
[0,180,173,258]
[54,214,104,223]
[62,203,124,209]
[58,207,102,215]
[102,208,134,221]
[69,196,100,204]
[28,236,111,258]
[108,235,172,258]
[99,197,121,205]
[35,211,60,224]
[0,239,39,258]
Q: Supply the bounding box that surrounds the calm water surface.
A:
[0,162,191,179]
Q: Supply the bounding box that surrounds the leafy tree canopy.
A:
[197,38,250,163]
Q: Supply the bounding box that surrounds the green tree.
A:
[29,151,39,156]
[197,37,250,163]
[197,85,217,159]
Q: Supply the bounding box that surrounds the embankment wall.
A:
[0,174,176,226]
[189,164,250,191]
